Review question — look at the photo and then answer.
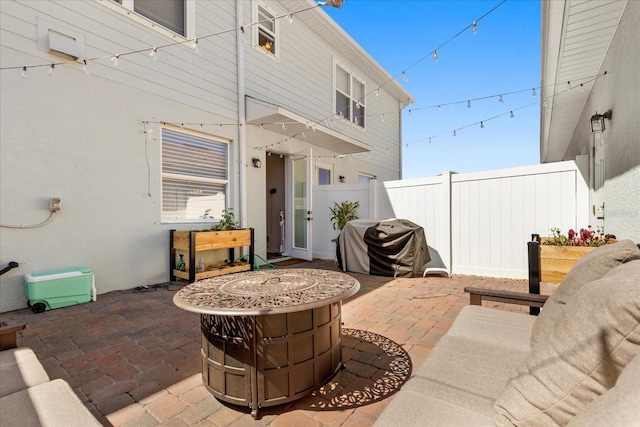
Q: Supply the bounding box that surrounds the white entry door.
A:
[289,148,313,260]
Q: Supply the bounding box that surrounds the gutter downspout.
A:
[237,1,247,229]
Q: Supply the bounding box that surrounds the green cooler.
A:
[24,267,96,313]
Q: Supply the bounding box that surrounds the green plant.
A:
[210,209,238,231]
[329,201,360,238]
[542,226,615,247]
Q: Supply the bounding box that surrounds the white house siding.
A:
[240,2,407,259]
[559,1,640,242]
[0,0,241,312]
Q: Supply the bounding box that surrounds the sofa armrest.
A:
[464,287,548,308]
[0,322,26,351]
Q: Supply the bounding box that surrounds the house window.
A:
[111,0,185,36]
[254,3,278,58]
[335,62,365,128]
[162,128,229,222]
[318,168,331,185]
[358,173,376,184]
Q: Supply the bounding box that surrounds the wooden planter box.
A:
[170,229,254,283]
[539,245,596,284]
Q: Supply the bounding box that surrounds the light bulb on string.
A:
[472,21,477,35]
[219,124,223,130]
[82,59,89,74]
[149,47,158,61]
[110,55,120,66]
[438,105,442,111]
[480,121,484,129]
[408,109,412,117]
[566,81,571,90]
[48,64,55,76]
[432,49,439,62]
[21,66,27,79]
[191,38,199,53]
[240,27,248,45]
[429,137,432,143]
[467,100,471,108]
[282,122,286,130]
[543,98,548,107]
[375,87,379,96]
[532,88,536,97]
[453,130,456,137]
[288,13,293,24]
[510,110,514,118]
[354,117,359,125]
[498,94,503,103]
[356,102,361,110]
[580,83,584,92]
[402,71,408,82]
[381,113,385,122]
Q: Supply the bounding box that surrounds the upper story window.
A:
[254,2,279,60]
[335,62,365,128]
[161,127,229,222]
[111,0,186,36]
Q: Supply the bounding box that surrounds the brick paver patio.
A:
[0,260,554,426]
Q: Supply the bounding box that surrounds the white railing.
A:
[313,161,589,279]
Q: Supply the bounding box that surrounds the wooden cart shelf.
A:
[170,229,254,283]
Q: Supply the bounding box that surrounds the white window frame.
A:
[161,125,230,224]
[358,173,376,184]
[252,1,280,61]
[334,60,366,129]
[316,162,334,185]
[103,0,195,40]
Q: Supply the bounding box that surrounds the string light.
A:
[432,49,439,62]
[110,55,120,66]
[288,13,293,24]
[402,71,408,82]
[510,110,514,118]
[48,64,55,76]
[472,21,477,35]
[480,121,484,129]
[191,38,199,53]
[21,66,27,79]
[498,94,503,103]
[467,100,471,108]
[531,87,536,97]
[580,83,584,92]
[453,130,456,137]
[149,47,158,61]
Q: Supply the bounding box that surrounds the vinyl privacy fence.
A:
[313,161,589,279]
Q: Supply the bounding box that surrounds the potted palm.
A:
[329,201,360,269]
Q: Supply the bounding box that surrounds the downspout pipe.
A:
[237,1,247,229]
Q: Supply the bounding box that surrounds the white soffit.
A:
[541,0,628,162]
[245,97,371,154]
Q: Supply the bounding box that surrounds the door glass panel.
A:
[294,157,307,249]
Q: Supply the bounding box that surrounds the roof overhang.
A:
[540,0,628,162]
[246,97,372,154]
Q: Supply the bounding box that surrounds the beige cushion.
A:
[531,239,640,347]
[567,352,640,426]
[0,348,50,398]
[0,379,101,427]
[494,260,640,426]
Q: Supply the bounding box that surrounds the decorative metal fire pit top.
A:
[173,269,360,315]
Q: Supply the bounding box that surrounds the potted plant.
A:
[537,226,616,283]
[170,209,254,283]
[329,201,360,269]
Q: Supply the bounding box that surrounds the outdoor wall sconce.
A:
[590,109,612,133]
[339,175,345,183]
[252,157,261,168]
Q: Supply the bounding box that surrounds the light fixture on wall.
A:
[590,109,612,133]
[339,175,345,183]
[252,157,262,168]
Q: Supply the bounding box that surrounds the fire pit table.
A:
[173,268,360,418]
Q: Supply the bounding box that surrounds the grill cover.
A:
[340,219,430,277]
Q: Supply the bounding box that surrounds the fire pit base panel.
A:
[200,302,343,416]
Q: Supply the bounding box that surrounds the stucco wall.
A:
[563,1,640,241]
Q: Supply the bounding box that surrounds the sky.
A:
[325,0,542,179]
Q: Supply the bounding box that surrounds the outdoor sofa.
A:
[375,239,640,426]
[0,323,101,426]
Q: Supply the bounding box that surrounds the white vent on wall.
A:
[48,29,79,60]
